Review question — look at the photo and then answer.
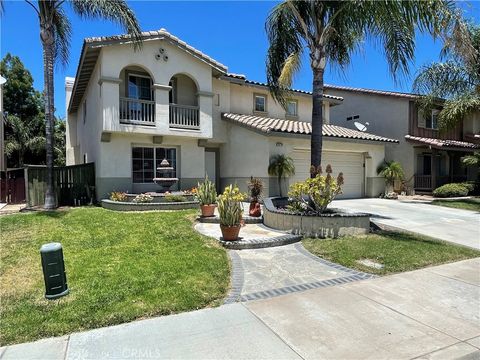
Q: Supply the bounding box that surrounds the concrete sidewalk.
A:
[2,258,479,360]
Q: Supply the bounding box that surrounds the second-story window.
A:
[425,109,439,129]
[128,74,152,101]
[254,94,267,113]
[286,100,298,117]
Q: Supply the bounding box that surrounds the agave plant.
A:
[196,175,217,205]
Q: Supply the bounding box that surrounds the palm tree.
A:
[265,0,455,174]
[413,22,479,130]
[0,1,142,209]
[4,114,45,167]
[268,154,295,197]
[377,160,404,193]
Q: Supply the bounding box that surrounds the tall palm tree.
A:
[265,0,455,174]
[413,22,479,130]
[268,154,295,197]
[0,1,142,209]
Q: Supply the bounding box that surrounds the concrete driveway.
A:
[332,198,480,250]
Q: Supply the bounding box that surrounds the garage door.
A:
[290,150,364,199]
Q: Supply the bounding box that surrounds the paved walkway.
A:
[332,198,480,249]
[2,258,478,359]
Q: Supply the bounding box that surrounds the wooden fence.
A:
[26,163,95,207]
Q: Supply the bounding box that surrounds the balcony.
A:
[169,104,200,130]
[120,97,155,126]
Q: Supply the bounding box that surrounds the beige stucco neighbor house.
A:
[326,85,480,193]
[65,29,399,199]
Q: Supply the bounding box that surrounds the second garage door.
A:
[290,150,364,199]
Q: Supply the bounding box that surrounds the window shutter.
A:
[418,110,426,128]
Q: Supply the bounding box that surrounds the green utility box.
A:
[40,243,69,299]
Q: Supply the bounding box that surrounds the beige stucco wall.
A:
[328,90,415,183]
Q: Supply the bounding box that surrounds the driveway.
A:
[2,258,479,359]
[332,198,480,250]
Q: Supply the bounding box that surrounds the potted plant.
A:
[197,175,217,217]
[377,160,404,196]
[268,154,295,197]
[247,176,263,217]
[217,184,246,241]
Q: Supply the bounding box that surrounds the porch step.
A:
[196,215,263,224]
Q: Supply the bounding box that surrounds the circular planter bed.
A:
[102,193,198,211]
[263,197,370,238]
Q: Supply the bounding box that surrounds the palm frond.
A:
[71,0,142,49]
[462,152,480,167]
[438,94,480,130]
[4,140,20,156]
[52,7,72,68]
[278,51,302,90]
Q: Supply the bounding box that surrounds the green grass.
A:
[431,198,480,212]
[303,231,480,276]
[0,208,229,345]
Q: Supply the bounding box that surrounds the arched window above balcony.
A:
[119,66,155,126]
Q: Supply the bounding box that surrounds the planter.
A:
[249,201,261,217]
[200,204,216,217]
[220,224,241,241]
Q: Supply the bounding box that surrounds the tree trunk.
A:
[41,25,56,209]
[310,64,324,177]
[278,175,282,197]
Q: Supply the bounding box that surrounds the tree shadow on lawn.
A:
[374,230,449,247]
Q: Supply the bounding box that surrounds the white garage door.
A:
[290,150,364,199]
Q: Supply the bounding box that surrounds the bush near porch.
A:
[433,182,474,198]
[0,208,229,345]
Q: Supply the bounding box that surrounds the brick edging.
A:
[224,251,244,304]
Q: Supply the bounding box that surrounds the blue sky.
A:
[1,1,479,118]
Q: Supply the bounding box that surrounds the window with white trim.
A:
[425,109,439,129]
[132,147,177,184]
[286,100,298,117]
[254,94,266,112]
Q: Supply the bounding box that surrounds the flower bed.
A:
[263,197,370,238]
[102,192,198,211]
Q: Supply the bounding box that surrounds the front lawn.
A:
[303,231,479,276]
[431,198,480,212]
[0,208,229,345]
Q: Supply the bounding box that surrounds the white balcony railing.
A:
[119,97,155,125]
[169,104,200,130]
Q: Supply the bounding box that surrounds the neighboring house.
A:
[327,85,480,193]
[65,29,398,199]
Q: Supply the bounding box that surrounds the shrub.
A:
[132,194,154,203]
[288,165,344,214]
[197,175,217,205]
[164,194,187,202]
[110,191,127,202]
[247,176,264,202]
[217,185,247,227]
[433,183,469,198]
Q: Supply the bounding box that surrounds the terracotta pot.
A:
[220,224,241,241]
[249,201,262,217]
[200,204,216,217]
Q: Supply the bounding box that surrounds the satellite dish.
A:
[0,75,6,85]
[354,121,369,132]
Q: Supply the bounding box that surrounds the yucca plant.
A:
[196,175,217,205]
[217,185,246,227]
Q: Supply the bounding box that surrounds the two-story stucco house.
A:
[327,85,480,193]
[65,29,399,199]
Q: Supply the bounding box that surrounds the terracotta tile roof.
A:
[324,84,420,99]
[222,113,399,143]
[223,74,344,102]
[405,135,480,150]
[85,28,227,73]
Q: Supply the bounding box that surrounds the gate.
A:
[0,168,26,204]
